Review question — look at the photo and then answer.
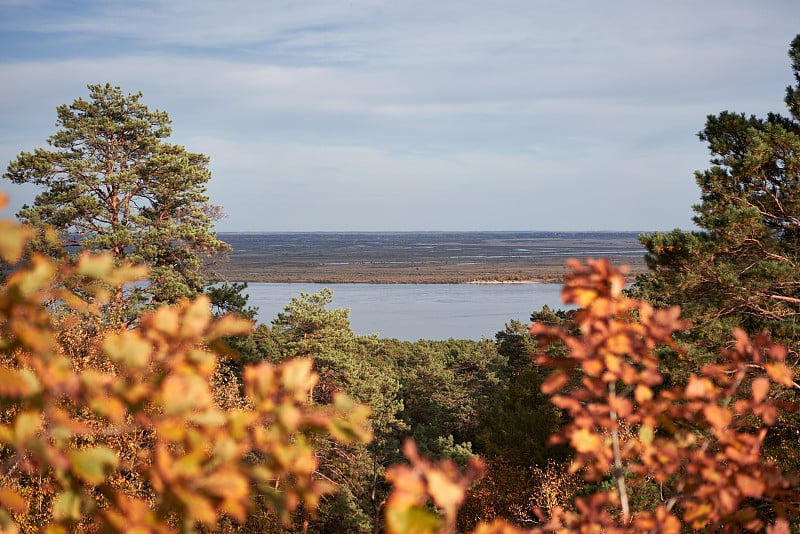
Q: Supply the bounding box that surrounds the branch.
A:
[608,381,630,524]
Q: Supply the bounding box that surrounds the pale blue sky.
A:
[1,1,798,231]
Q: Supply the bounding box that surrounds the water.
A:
[245,282,569,341]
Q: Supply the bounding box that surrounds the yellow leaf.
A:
[635,384,653,403]
[765,362,793,387]
[472,519,526,534]
[13,411,42,445]
[180,295,212,339]
[103,330,151,369]
[89,396,126,425]
[206,314,253,340]
[8,254,56,297]
[565,286,598,308]
[581,358,604,377]
[182,493,217,525]
[187,349,216,374]
[638,425,654,445]
[427,469,464,510]
[76,253,147,287]
[280,358,318,396]
[571,428,603,454]
[162,375,211,415]
[276,404,302,432]
[148,306,180,336]
[197,470,249,499]
[655,506,682,534]
[0,220,35,264]
[75,252,115,280]
[684,502,713,529]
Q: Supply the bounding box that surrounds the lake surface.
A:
[245,282,569,341]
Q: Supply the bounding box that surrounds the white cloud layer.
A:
[1,1,799,230]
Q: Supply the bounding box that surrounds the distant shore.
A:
[210,231,649,284]
[466,279,546,284]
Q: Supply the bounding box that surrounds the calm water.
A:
[245,283,569,341]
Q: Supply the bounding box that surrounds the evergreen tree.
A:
[3,83,232,314]
[635,36,800,363]
[265,289,405,533]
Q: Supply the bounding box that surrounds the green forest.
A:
[2,34,800,534]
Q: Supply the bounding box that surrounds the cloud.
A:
[1,1,799,230]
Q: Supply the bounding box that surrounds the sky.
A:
[1,1,799,232]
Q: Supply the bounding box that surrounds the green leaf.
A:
[51,490,83,521]
[385,506,441,534]
[13,411,42,445]
[68,446,118,485]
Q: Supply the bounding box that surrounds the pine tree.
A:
[635,36,800,363]
[3,83,231,314]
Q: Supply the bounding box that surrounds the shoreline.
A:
[215,273,642,285]
[465,279,546,284]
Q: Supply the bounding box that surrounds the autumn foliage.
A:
[380,259,799,533]
[0,190,371,533]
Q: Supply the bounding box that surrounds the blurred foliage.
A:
[0,190,371,533]
[381,259,800,533]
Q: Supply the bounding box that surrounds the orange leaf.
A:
[608,396,633,418]
[0,487,28,514]
[736,473,766,498]
[655,506,681,534]
[703,404,732,430]
[606,333,633,355]
[541,370,569,394]
[751,377,771,404]
[685,376,714,399]
[767,518,791,534]
[0,366,33,398]
[581,358,604,377]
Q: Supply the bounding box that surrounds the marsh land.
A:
[213,231,648,283]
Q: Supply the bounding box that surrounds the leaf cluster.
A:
[381,260,799,534]
[0,191,372,534]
